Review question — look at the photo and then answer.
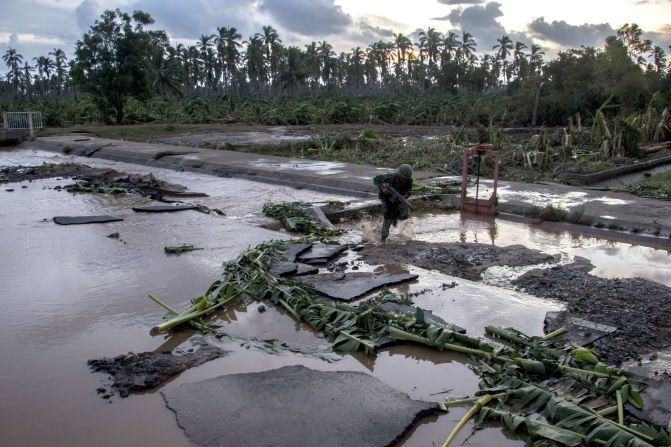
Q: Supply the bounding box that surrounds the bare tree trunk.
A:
[531,82,543,127]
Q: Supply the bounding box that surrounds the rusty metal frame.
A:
[461,144,500,215]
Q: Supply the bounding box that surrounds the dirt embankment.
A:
[514,265,671,366]
[359,241,559,281]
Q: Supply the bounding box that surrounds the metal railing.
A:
[2,111,44,137]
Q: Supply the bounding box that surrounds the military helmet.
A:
[398,164,413,177]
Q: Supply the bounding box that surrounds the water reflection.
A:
[344,211,670,286]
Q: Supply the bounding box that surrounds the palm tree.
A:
[493,35,513,61]
[349,47,365,90]
[216,26,242,91]
[493,35,514,83]
[257,25,281,88]
[48,48,67,94]
[513,41,528,79]
[22,62,34,99]
[245,35,267,91]
[442,32,460,64]
[3,48,23,94]
[278,46,306,97]
[317,40,335,85]
[196,34,216,91]
[393,33,412,79]
[460,31,477,66]
[417,27,441,68]
[304,41,320,88]
[33,56,54,95]
[529,44,545,74]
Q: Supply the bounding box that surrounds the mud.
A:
[513,264,671,366]
[0,162,191,198]
[88,344,226,398]
[359,241,559,281]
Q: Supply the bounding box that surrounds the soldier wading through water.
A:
[373,164,414,242]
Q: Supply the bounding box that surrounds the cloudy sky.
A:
[1,0,670,62]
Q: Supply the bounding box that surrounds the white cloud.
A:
[527,17,614,47]
[75,0,101,33]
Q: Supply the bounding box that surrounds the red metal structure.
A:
[461,144,500,215]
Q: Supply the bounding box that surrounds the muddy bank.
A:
[0,162,191,197]
[88,345,226,398]
[514,265,671,366]
[1,162,103,182]
[359,241,559,281]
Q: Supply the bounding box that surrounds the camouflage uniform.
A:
[373,171,413,241]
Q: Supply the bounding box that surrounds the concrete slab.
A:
[161,365,440,447]
[278,243,312,261]
[269,262,298,277]
[53,215,123,225]
[269,244,316,276]
[132,205,198,213]
[296,243,348,264]
[294,263,319,276]
[298,272,419,301]
[544,311,618,346]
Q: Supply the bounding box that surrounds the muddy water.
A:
[343,212,671,286]
[0,149,352,447]
[1,147,664,447]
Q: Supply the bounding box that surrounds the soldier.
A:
[373,164,413,242]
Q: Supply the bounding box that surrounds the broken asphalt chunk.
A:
[296,243,347,264]
[297,272,419,301]
[132,205,198,213]
[160,365,439,447]
[544,311,617,346]
[54,215,123,225]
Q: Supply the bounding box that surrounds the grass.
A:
[526,204,569,222]
[616,171,671,200]
[567,207,593,225]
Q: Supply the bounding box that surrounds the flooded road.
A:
[343,212,671,287]
[1,147,669,447]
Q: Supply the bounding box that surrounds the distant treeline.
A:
[1,9,670,126]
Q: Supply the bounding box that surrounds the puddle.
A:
[154,129,311,147]
[340,212,671,286]
[249,158,346,175]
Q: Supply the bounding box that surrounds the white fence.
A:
[2,111,44,137]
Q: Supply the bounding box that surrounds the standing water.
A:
[1,147,669,446]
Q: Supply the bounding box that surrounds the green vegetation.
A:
[262,202,344,238]
[525,204,569,221]
[2,11,670,129]
[148,239,670,446]
[617,171,671,200]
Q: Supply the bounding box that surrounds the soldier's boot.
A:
[381,219,392,242]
